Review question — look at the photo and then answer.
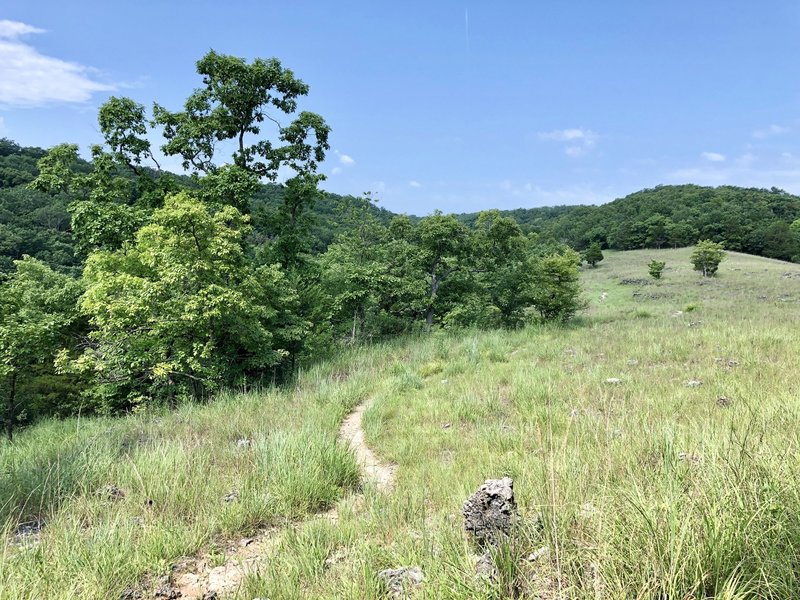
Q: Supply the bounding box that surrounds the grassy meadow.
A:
[4,247,800,598]
[242,248,800,599]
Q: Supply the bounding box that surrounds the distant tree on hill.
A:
[691,240,726,277]
[584,242,604,267]
[648,260,665,279]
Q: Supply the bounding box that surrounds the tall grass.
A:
[243,248,800,598]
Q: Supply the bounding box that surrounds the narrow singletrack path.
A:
[163,397,394,599]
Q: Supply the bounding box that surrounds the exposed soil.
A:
[160,397,394,599]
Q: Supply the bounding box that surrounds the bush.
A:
[584,242,604,268]
[648,260,666,279]
[691,240,726,277]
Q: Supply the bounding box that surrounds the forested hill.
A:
[457,184,800,261]
[0,138,393,271]
[5,137,800,268]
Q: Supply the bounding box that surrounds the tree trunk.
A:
[426,271,439,332]
[6,371,17,441]
[351,308,358,344]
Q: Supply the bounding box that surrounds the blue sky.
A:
[1,1,799,215]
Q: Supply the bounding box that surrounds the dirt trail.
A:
[163,397,394,599]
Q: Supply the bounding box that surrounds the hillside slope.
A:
[4,248,800,598]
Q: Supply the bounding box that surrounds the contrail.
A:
[465,7,469,52]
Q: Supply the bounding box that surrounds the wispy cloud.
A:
[701,151,726,162]
[409,180,421,188]
[338,153,355,166]
[537,127,598,157]
[330,166,343,175]
[0,20,115,107]
[752,124,788,139]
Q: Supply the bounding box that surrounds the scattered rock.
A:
[222,489,240,503]
[600,292,608,300]
[526,546,550,562]
[441,422,452,429]
[578,503,598,519]
[377,566,424,596]
[626,359,639,366]
[440,379,449,385]
[474,552,497,579]
[12,519,44,547]
[129,516,145,527]
[671,310,684,317]
[96,484,126,502]
[687,321,701,328]
[563,348,576,355]
[620,278,650,285]
[605,377,622,385]
[717,396,733,407]
[236,438,252,448]
[463,477,518,548]
[685,380,703,388]
[153,575,180,599]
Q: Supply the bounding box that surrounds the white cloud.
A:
[339,153,355,166]
[752,124,788,139]
[330,166,342,175]
[537,127,598,157]
[701,151,726,162]
[0,20,44,39]
[0,20,115,107]
[409,180,421,188]
[0,116,5,133]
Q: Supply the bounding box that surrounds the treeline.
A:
[0,52,581,437]
[459,184,800,261]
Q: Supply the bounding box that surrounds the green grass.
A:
[5,247,800,598]
[240,248,800,599]
[0,350,390,599]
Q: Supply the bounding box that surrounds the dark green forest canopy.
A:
[5,136,800,269]
[455,184,800,262]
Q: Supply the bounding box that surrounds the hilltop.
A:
[4,248,800,598]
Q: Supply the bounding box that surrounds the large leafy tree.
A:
[0,257,81,439]
[77,192,289,409]
[152,50,330,181]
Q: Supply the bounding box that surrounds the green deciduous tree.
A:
[648,259,666,279]
[529,249,584,322]
[691,240,726,277]
[0,257,81,439]
[584,242,604,267]
[76,192,289,410]
[153,50,330,180]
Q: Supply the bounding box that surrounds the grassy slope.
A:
[242,248,800,599]
[0,350,398,599]
[4,247,800,599]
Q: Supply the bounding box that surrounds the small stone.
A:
[96,484,126,501]
[236,438,251,448]
[605,378,622,385]
[441,379,449,384]
[474,552,497,579]
[685,380,702,388]
[626,359,639,366]
[377,566,424,596]
[526,546,550,562]
[222,489,240,503]
[441,422,452,429]
[717,396,733,407]
[578,503,597,519]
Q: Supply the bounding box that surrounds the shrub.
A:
[648,260,666,279]
[691,240,726,277]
